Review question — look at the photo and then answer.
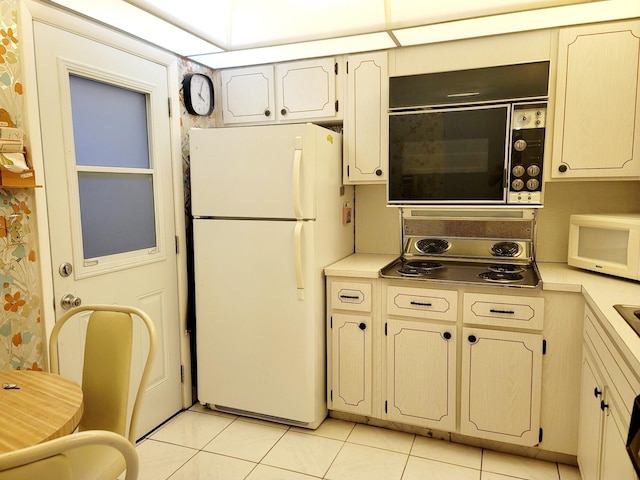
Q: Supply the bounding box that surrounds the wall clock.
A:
[183,73,214,116]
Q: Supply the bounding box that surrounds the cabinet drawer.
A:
[387,286,457,321]
[331,281,372,312]
[463,293,544,330]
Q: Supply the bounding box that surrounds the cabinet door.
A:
[386,319,456,430]
[275,58,336,121]
[220,65,275,124]
[344,52,388,184]
[601,404,639,480]
[577,349,605,480]
[553,21,640,178]
[461,328,543,446]
[330,313,371,415]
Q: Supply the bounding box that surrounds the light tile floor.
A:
[134,405,583,480]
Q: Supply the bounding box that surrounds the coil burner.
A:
[415,238,451,254]
[397,260,444,277]
[490,241,522,257]
[479,271,525,283]
[487,264,525,274]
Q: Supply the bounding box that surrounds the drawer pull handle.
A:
[410,301,432,307]
[359,322,366,330]
[490,309,515,315]
[600,400,609,411]
[443,332,452,340]
[340,295,361,300]
[594,387,602,398]
[468,335,478,343]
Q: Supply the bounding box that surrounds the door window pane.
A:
[69,75,150,168]
[78,172,156,259]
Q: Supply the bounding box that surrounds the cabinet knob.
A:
[375,169,383,176]
[594,387,602,398]
[558,164,568,173]
[600,400,609,411]
[264,109,271,117]
[281,108,287,116]
[443,332,452,340]
[359,322,366,330]
[468,335,477,343]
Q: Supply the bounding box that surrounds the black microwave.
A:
[388,62,549,207]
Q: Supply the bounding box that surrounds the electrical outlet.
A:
[8,214,21,244]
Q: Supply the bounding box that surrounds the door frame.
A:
[19,0,192,408]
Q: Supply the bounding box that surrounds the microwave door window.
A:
[389,107,508,203]
[578,226,629,265]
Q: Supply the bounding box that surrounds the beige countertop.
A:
[326,254,640,370]
[538,262,640,372]
[324,253,397,278]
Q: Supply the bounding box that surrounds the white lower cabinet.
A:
[460,327,543,446]
[330,313,372,416]
[326,278,568,451]
[578,305,639,480]
[327,278,377,416]
[385,319,456,430]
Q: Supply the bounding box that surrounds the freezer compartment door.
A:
[190,124,340,219]
[194,219,325,424]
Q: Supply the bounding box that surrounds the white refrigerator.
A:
[190,123,354,428]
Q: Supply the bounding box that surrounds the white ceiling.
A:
[47,0,640,68]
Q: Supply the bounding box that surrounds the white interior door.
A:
[33,21,182,439]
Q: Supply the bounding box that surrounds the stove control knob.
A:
[512,179,524,191]
[527,178,540,190]
[527,164,541,177]
[512,165,525,177]
[514,139,527,152]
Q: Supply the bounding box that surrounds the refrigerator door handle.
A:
[292,136,303,219]
[294,221,304,300]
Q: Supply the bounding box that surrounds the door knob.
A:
[60,294,82,310]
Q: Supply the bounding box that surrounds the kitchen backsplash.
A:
[354,181,640,264]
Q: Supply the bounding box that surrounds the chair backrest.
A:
[0,430,139,480]
[49,305,157,443]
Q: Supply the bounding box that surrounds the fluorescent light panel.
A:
[393,0,639,46]
[49,0,223,56]
[191,32,397,69]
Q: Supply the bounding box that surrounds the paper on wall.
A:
[0,152,29,173]
[0,127,29,173]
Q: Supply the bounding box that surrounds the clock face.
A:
[185,74,214,116]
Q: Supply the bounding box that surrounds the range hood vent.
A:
[389,61,550,109]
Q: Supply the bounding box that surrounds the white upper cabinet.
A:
[343,51,388,184]
[275,58,337,121]
[552,20,640,179]
[220,65,275,124]
[220,57,339,125]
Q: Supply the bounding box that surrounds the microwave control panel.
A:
[508,105,546,205]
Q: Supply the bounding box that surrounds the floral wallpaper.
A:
[176,58,216,396]
[0,0,43,371]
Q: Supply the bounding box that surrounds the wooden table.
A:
[0,370,84,453]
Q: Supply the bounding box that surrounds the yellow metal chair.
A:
[49,305,157,479]
[0,430,139,480]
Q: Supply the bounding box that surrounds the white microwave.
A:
[568,213,640,281]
